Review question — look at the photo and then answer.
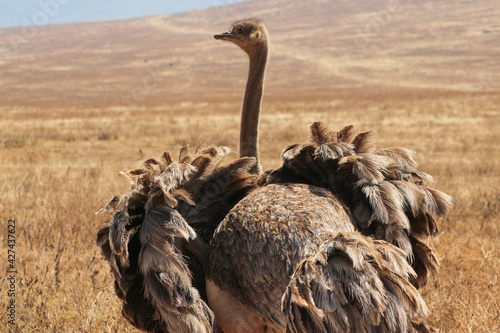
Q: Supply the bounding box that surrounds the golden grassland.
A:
[0,89,498,332]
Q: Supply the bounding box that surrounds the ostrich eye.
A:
[235,25,244,34]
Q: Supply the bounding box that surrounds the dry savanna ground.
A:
[0,0,499,332]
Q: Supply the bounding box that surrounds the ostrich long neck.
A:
[240,43,268,168]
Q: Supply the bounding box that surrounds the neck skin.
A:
[240,42,268,173]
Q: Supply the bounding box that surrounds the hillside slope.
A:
[0,0,498,109]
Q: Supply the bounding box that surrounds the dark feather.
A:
[336,125,355,143]
[352,131,376,154]
[282,231,428,333]
[265,122,452,289]
[310,121,332,145]
[96,145,259,331]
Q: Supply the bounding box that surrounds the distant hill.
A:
[0,0,498,108]
[0,0,246,28]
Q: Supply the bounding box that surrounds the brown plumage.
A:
[96,146,259,332]
[268,122,453,288]
[282,233,429,333]
[207,123,452,333]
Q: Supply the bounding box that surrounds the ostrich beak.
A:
[214,32,234,41]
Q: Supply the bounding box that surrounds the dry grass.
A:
[0,91,498,332]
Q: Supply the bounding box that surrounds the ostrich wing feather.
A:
[96,145,259,332]
[352,131,376,154]
[310,121,334,145]
[336,124,356,143]
[264,122,452,288]
[282,232,431,333]
[138,205,214,332]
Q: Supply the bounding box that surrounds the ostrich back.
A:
[208,182,354,327]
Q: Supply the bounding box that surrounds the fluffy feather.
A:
[282,232,427,333]
[265,122,453,288]
[96,145,259,332]
[282,231,430,333]
[138,205,213,332]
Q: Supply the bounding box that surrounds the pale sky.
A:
[0,0,246,28]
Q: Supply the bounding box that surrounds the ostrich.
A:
[96,18,452,333]
[205,20,453,332]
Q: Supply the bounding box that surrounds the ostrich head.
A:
[214,19,269,56]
